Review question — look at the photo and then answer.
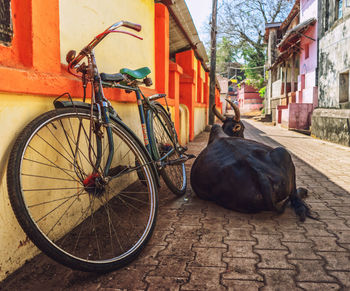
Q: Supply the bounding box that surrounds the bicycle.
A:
[7,21,192,273]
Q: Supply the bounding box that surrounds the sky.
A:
[185,0,213,42]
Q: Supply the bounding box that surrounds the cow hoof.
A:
[297,187,308,199]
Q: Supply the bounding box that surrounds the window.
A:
[339,71,349,103]
[305,44,310,59]
[0,0,13,45]
[325,0,330,31]
[337,0,343,19]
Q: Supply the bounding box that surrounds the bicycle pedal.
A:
[184,153,196,160]
[166,153,195,166]
[166,156,189,165]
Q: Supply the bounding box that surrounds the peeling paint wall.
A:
[0,95,146,281]
[0,0,157,281]
[313,1,350,146]
[312,108,350,146]
[193,107,207,137]
[319,17,350,107]
[59,0,155,82]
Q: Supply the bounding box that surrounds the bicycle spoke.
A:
[22,158,76,173]
[36,133,82,174]
[151,105,186,195]
[64,119,98,174]
[47,123,75,161]
[58,119,87,179]
[28,192,88,208]
[71,203,94,254]
[99,193,136,252]
[66,117,88,178]
[117,194,146,214]
[119,192,151,205]
[88,193,102,259]
[10,109,157,270]
[99,193,124,254]
[27,145,81,184]
[35,188,85,223]
[101,194,115,255]
[23,187,85,192]
[46,194,81,237]
[22,173,77,182]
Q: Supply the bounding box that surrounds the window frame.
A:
[0,0,13,46]
[337,0,343,20]
[339,70,350,104]
[304,43,310,60]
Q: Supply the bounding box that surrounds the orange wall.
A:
[0,0,214,141]
[0,0,161,103]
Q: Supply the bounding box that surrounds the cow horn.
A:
[212,104,226,122]
[226,99,240,122]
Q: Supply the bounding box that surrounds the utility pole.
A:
[208,0,218,125]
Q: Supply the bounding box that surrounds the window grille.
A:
[0,0,13,45]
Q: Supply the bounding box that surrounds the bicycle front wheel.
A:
[7,107,158,272]
[149,102,187,196]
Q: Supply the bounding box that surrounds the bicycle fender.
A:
[53,100,122,121]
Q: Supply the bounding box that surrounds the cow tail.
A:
[290,187,312,222]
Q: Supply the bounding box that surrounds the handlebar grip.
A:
[123,21,142,32]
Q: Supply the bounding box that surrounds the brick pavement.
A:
[1,119,350,290]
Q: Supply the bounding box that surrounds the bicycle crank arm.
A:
[178,146,188,154]
[160,153,196,167]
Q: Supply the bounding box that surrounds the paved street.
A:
[1,119,350,290]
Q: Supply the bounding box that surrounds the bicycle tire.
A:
[148,102,187,196]
[7,107,158,272]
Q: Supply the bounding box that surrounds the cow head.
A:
[212,99,245,138]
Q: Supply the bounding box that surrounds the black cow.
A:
[190,100,312,221]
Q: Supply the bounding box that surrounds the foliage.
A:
[216,0,293,88]
[259,86,266,99]
[216,37,236,76]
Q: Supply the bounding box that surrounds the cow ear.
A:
[233,124,241,132]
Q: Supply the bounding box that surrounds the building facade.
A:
[265,1,301,125]
[265,0,318,131]
[237,82,263,114]
[312,0,350,146]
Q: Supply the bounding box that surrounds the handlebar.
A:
[68,21,142,68]
[122,21,141,32]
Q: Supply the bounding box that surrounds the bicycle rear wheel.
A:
[7,107,158,272]
[149,102,187,196]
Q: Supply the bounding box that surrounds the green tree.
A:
[216,37,236,77]
[217,0,293,87]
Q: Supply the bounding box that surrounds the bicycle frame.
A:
[105,82,178,168]
[67,21,177,179]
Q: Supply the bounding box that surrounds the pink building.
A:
[279,0,318,130]
[298,0,318,107]
[237,82,263,113]
[265,0,318,131]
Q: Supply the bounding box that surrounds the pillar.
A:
[176,50,196,141]
[196,60,203,103]
[169,61,183,135]
[155,3,170,96]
